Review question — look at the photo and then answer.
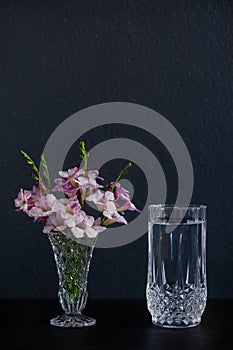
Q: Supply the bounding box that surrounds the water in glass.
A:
[147,205,207,328]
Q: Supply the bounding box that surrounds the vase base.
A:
[50,313,96,328]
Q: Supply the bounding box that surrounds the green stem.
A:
[111,162,132,191]
[20,150,48,194]
[40,153,51,189]
[79,141,89,175]
[21,150,40,180]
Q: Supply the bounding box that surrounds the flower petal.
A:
[71,227,84,238]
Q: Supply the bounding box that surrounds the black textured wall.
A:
[1,0,233,299]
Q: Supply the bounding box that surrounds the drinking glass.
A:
[146,205,207,328]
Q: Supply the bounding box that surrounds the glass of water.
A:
[146,205,207,328]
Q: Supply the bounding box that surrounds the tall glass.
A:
[147,205,207,328]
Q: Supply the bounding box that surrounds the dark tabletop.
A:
[0,299,232,350]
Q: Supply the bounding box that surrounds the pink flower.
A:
[53,167,83,197]
[71,214,106,238]
[31,183,43,199]
[86,190,113,211]
[53,167,103,200]
[29,194,57,220]
[107,182,128,200]
[43,213,66,234]
[77,170,103,189]
[103,210,127,226]
[14,189,36,213]
[59,167,81,179]
[41,196,106,239]
[116,194,140,213]
[108,182,140,213]
[59,199,85,228]
[86,190,127,225]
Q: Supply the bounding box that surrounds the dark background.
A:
[1,0,233,299]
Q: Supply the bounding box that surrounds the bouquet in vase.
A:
[14,142,139,328]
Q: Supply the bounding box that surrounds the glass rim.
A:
[148,204,207,210]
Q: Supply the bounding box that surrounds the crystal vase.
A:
[48,232,96,328]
